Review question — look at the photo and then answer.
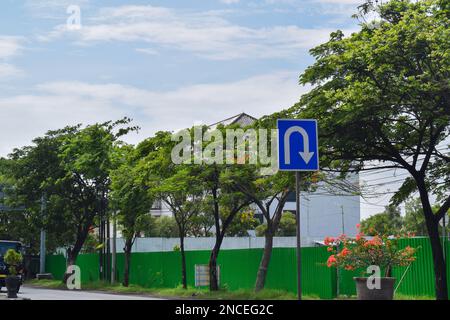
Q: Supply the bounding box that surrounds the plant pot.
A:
[354,277,396,300]
[5,276,21,299]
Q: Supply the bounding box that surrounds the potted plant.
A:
[325,225,417,300]
[3,249,23,299]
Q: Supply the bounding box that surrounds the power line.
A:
[361,172,410,183]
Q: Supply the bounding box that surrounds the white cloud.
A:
[24,0,89,11]
[0,64,23,79]
[0,71,309,156]
[24,0,90,19]
[221,0,241,4]
[0,36,23,59]
[313,0,361,3]
[135,48,159,56]
[0,36,24,79]
[40,5,354,60]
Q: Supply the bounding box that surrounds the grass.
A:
[26,279,311,300]
[336,293,435,300]
[394,293,434,300]
[26,280,435,300]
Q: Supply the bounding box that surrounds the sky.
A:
[0,0,411,219]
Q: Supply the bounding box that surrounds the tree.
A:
[226,166,293,292]
[295,0,450,298]
[188,212,214,237]
[361,205,403,236]
[277,212,297,236]
[156,167,203,289]
[202,163,252,291]
[138,131,204,289]
[225,209,259,237]
[7,119,135,282]
[111,144,153,287]
[143,216,179,238]
[255,212,298,237]
[403,197,449,236]
[169,124,253,291]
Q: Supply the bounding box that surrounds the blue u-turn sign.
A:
[277,119,319,171]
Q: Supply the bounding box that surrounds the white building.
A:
[150,113,360,245]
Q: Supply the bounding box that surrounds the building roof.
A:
[209,113,258,128]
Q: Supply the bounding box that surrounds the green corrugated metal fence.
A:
[46,246,336,299]
[46,237,450,299]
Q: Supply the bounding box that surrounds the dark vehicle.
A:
[0,241,24,291]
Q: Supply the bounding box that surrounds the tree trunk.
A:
[416,176,448,300]
[209,234,224,291]
[255,228,274,292]
[63,228,88,284]
[180,235,187,289]
[425,216,448,300]
[123,238,133,287]
[254,193,289,292]
[209,181,221,291]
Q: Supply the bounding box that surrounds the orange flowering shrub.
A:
[325,225,418,276]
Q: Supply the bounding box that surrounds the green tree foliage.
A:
[188,213,215,237]
[111,143,154,287]
[403,197,449,236]
[277,212,297,236]
[137,131,204,289]
[255,212,297,237]
[225,209,259,237]
[293,0,450,299]
[361,205,403,236]
[5,119,135,273]
[143,216,179,238]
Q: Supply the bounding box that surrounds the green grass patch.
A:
[26,279,308,300]
[394,293,434,300]
[26,279,434,300]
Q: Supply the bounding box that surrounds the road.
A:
[5,286,163,300]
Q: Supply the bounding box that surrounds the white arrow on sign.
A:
[284,126,314,164]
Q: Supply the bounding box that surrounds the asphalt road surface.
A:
[5,286,163,300]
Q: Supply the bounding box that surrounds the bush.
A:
[4,249,23,276]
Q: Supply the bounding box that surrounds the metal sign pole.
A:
[296,171,302,300]
[277,119,319,301]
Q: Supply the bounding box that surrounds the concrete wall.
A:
[113,236,323,253]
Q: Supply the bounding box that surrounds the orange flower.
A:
[344,265,355,271]
[324,237,335,246]
[341,247,351,257]
[356,232,364,241]
[364,235,383,247]
[327,247,334,252]
[356,223,361,229]
[327,255,337,267]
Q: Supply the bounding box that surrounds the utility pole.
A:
[39,194,46,274]
[106,214,111,282]
[99,215,104,280]
[336,205,345,298]
[111,211,117,284]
